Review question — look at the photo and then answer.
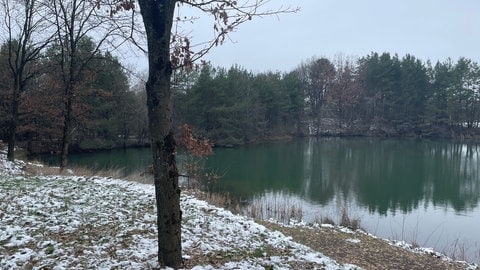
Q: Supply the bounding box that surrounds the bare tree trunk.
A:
[60,40,76,169]
[138,0,182,267]
[60,88,73,169]
[7,77,20,161]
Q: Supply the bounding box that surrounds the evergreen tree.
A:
[397,54,429,131]
[75,51,131,149]
[282,71,305,135]
[426,60,454,129]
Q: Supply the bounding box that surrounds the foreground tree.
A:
[118,0,297,267]
[0,0,52,161]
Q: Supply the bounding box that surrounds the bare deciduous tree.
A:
[0,0,53,161]
[115,0,298,267]
[295,57,336,134]
[45,0,134,168]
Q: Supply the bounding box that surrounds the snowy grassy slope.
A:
[3,148,476,270]
[0,149,361,269]
[0,150,25,177]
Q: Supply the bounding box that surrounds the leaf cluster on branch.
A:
[180,123,213,158]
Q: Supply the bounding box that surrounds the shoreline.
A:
[1,150,479,269]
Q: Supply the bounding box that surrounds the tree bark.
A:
[138,0,182,267]
[7,76,20,161]
[60,40,76,169]
[60,86,73,169]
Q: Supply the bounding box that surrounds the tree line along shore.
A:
[2,41,480,156]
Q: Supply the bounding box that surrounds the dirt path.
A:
[260,221,478,270]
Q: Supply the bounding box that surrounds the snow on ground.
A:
[0,148,25,177]
[0,168,361,269]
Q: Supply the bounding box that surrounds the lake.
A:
[46,138,480,263]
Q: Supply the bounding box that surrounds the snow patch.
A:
[0,174,361,269]
[0,153,25,177]
[346,238,361,244]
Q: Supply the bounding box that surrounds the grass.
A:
[339,206,362,231]
[194,189,364,232]
[441,238,480,264]
[24,160,154,185]
[319,216,336,226]
[0,175,160,268]
[450,239,467,262]
[239,192,303,224]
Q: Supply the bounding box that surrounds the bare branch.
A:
[170,0,299,70]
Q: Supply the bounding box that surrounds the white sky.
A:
[130,0,480,73]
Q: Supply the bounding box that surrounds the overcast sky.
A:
[163,0,479,73]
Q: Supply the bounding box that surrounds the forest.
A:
[2,35,480,154]
[0,37,148,155]
[176,53,480,145]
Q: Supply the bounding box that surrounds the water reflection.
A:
[208,138,480,215]
[207,138,480,263]
[424,143,480,212]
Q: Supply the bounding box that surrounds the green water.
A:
[206,138,480,214]
[206,137,480,263]
[51,138,480,263]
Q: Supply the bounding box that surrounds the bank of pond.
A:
[37,137,480,264]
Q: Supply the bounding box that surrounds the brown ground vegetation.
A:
[260,221,478,270]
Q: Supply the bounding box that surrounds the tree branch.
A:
[169,0,299,70]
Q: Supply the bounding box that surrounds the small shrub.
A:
[263,264,274,270]
[320,216,335,226]
[45,244,55,255]
[339,207,361,231]
[252,247,266,258]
